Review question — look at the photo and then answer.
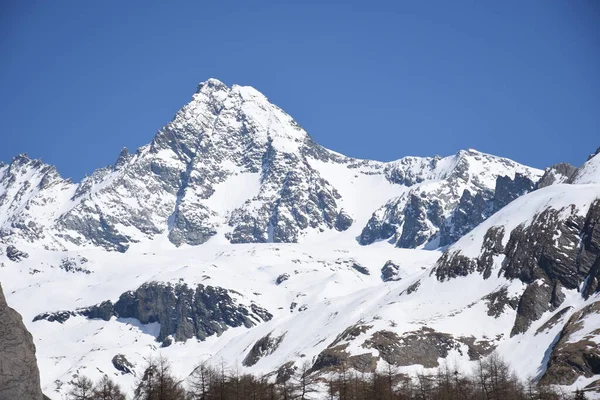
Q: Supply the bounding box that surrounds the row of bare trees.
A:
[68,353,589,400]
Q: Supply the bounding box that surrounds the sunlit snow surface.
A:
[2,179,600,399]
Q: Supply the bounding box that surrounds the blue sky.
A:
[1,1,598,180]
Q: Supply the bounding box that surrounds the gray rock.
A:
[243,332,286,366]
[492,173,535,212]
[435,199,600,340]
[275,273,290,285]
[540,301,600,385]
[362,328,495,368]
[34,282,273,344]
[112,354,135,375]
[59,257,91,274]
[439,190,488,246]
[510,278,554,336]
[396,195,444,248]
[6,245,28,262]
[351,263,369,275]
[381,260,402,282]
[0,283,44,400]
[360,150,540,249]
[536,163,577,189]
[112,282,272,342]
[483,286,519,318]
[334,210,353,231]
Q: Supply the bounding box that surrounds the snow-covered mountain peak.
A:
[571,149,600,185]
[195,77,228,93]
[0,80,557,256]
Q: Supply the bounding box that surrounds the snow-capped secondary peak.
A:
[570,148,600,185]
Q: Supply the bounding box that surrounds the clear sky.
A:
[1,1,598,180]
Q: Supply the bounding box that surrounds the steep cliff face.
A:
[0,81,541,253]
[359,150,541,249]
[0,283,44,400]
[431,154,600,387]
[435,192,600,338]
[34,281,273,345]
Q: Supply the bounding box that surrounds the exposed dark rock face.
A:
[436,199,600,339]
[59,256,91,274]
[275,362,296,384]
[436,225,506,282]
[334,210,353,232]
[396,195,444,249]
[33,310,75,323]
[309,325,377,373]
[582,200,600,298]
[405,280,421,295]
[275,273,290,285]
[439,190,488,247]
[536,163,577,189]
[362,328,495,368]
[359,150,539,249]
[381,260,402,282]
[6,245,28,262]
[358,218,396,246]
[82,301,115,321]
[350,263,369,275]
[501,206,584,289]
[113,282,272,342]
[34,282,272,343]
[511,279,555,336]
[243,332,286,366]
[226,147,345,244]
[112,354,135,375]
[492,173,535,213]
[483,286,518,318]
[0,283,44,400]
[310,344,376,374]
[33,301,114,323]
[540,301,600,386]
[310,324,495,374]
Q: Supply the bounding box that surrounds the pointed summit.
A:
[196,78,228,93]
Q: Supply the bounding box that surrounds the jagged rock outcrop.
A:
[381,260,402,282]
[34,282,273,344]
[0,283,44,400]
[310,325,495,373]
[362,328,495,368]
[483,286,519,318]
[492,173,535,213]
[540,301,600,385]
[309,325,376,373]
[112,354,135,375]
[536,163,577,189]
[243,332,286,366]
[360,150,540,248]
[439,189,488,246]
[6,245,28,262]
[435,197,600,338]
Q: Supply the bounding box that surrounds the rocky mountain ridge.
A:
[0,79,542,255]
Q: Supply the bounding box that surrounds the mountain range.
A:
[1,79,599,398]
